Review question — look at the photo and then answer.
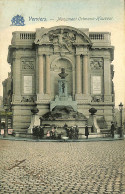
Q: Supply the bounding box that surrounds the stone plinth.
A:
[88,114,101,134]
[50,95,77,111]
[28,114,40,133]
[37,93,50,103]
[58,79,67,97]
[28,107,40,134]
[50,70,77,111]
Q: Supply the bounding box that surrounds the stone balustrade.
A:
[11,31,111,46]
[11,31,35,45]
[89,33,104,40]
[89,32,111,46]
[19,33,35,40]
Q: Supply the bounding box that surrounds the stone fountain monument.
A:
[40,68,87,136]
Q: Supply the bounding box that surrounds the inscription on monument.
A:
[24,76,32,94]
[92,76,101,94]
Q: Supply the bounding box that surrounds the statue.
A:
[49,29,72,52]
[58,68,68,79]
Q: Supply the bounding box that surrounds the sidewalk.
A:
[0,134,124,142]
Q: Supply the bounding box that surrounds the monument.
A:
[50,68,77,111]
[5,26,115,137]
[39,68,87,137]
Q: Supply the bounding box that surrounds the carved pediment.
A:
[48,29,76,52]
[34,26,92,50]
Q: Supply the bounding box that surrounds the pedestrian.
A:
[51,126,55,139]
[111,122,115,138]
[69,127,73,139]
[64,123,69,137]
[40,127,44,139]
[64,123,68,129]
[75,125,79,139]
[85,124,89,139]
[54,126,57,139]
[91,125,94,133]
[46,131,50,139]
[71,127,75,138]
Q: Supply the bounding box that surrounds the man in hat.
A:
[111,122,115,138]
[85,124,89,139]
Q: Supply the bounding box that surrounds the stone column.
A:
[13,59,16,95]
[38,55,44,94]
[12,55,21,102]
[13,58,21,95]
[76,55,81,94]
[104,57,111,95]
[45,55,50,94]
[83,55,88,94]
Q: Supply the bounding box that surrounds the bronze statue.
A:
[58,68,68,79]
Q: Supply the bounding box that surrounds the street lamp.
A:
[4,104,8,137]
[119,102,123,138]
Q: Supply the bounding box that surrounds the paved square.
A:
[0,140,125,193]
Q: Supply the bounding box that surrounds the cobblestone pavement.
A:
[0,140,125,194]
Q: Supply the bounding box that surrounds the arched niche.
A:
[50,57,73,99]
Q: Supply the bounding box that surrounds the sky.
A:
[0,0,124,107]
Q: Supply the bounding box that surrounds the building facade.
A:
[7,26,114,136]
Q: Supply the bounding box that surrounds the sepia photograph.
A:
[0,0,125,193]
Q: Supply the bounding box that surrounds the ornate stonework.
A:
[90,58,103,70]
[34,26,92,55]
[21,96,35,102]
[49,29,76,52]
[91,95,103,102]
[21,58,35,70]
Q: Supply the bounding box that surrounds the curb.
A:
[0,136,124,142]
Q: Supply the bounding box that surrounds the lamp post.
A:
[4,104,8,137]
[119,102,123,138]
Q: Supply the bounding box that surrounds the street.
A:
[0,140,125,193]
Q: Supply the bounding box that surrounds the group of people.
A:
[33,121,121,140]
[46,126,57,139]
[64,124,79,139]
[85,122,117,139]
[46,125,79,140]
[46,124,91,140]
